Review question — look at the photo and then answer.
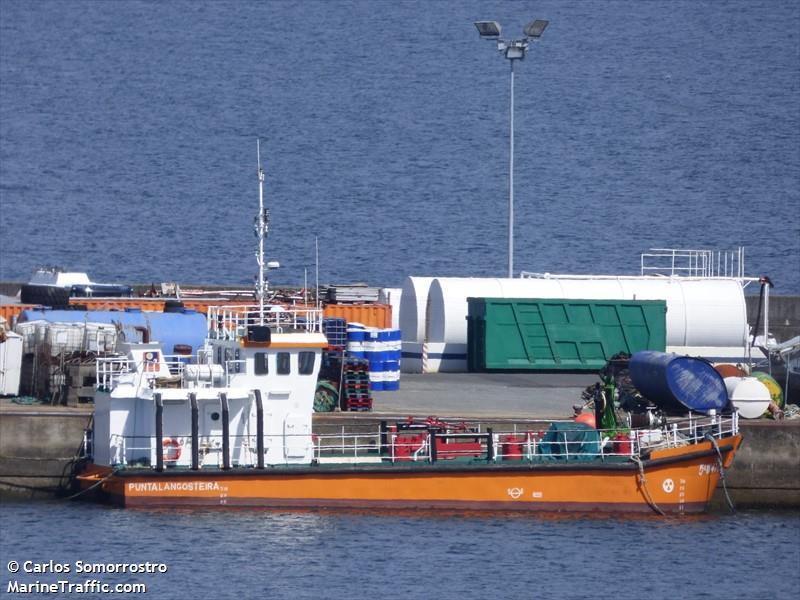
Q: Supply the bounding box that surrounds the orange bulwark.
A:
[78,434,740,514]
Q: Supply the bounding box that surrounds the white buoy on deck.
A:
[724,376,771,419]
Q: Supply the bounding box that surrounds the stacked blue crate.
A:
[322,318,347,349]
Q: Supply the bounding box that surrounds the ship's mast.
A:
[255,139,270,325]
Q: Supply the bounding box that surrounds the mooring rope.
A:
[705,433,735,514]
[61,468,118,501]
[632,455,665,516]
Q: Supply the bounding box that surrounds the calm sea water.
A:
[1,2,798,597]
[0,0,798,292]
[0,500,798,600]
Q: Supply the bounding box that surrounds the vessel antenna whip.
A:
[256,138,269,325]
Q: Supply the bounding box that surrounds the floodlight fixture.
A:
[524,20,549,39]
[474,21,502,39]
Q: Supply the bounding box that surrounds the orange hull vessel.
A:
[77,431,740,515]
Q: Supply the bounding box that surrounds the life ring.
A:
[162,438,182,462]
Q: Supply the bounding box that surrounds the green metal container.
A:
[467,298,666,371]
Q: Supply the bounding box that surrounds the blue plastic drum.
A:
[629,351,729,414]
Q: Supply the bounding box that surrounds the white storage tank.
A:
[399,277,435,343]
[424,278,505,344]
[424,276,748,348]
[379,288,403,330]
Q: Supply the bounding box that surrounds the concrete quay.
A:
[1,372,798,509]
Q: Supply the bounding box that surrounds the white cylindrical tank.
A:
[184,364,225,386]
[399,277,435,342]
[425,276,748,347]
[425,278,505,344]
[379,288,403,330]
[724,376,771,419]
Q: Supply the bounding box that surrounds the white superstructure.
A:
[92,306,326,469]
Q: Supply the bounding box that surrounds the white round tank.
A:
[724,376,771,419]
[399,277,435,342]
[617,279,688,345]
[424,276,748,347]
[425,278,505,343]
[678,278,748,347]
[379,287,403,330]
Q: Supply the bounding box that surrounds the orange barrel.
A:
[714,364,748,379]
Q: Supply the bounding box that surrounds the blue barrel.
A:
[368,356,384,372]
[629,351,729,414]
[17,308,208,355]
[346,327,366,358]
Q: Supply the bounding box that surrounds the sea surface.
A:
[0,0,798,293]
[0,500,798,600]
[1,4,799,598]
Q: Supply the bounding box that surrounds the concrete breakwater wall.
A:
[1,409,798,509]
[0,408,91,497]
[714,420,800,509]
[745,294,800,343]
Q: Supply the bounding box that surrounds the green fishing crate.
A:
[466,298,666,371]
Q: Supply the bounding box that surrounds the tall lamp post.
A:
[474,19,548,278]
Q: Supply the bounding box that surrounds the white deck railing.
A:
[99,413,738,469]
[207,304,322,340]
[96,355,190,391]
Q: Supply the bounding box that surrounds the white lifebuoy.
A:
[162,438,182,463]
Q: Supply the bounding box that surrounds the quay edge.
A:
[1,406,798,510]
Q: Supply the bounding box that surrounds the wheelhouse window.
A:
[277,352,291,375]
[298,351,315,375]
[254,352,269,375]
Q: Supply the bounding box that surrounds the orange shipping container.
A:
[68,298,166,312]
[0,304,37,327]
[323,304,391,329]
